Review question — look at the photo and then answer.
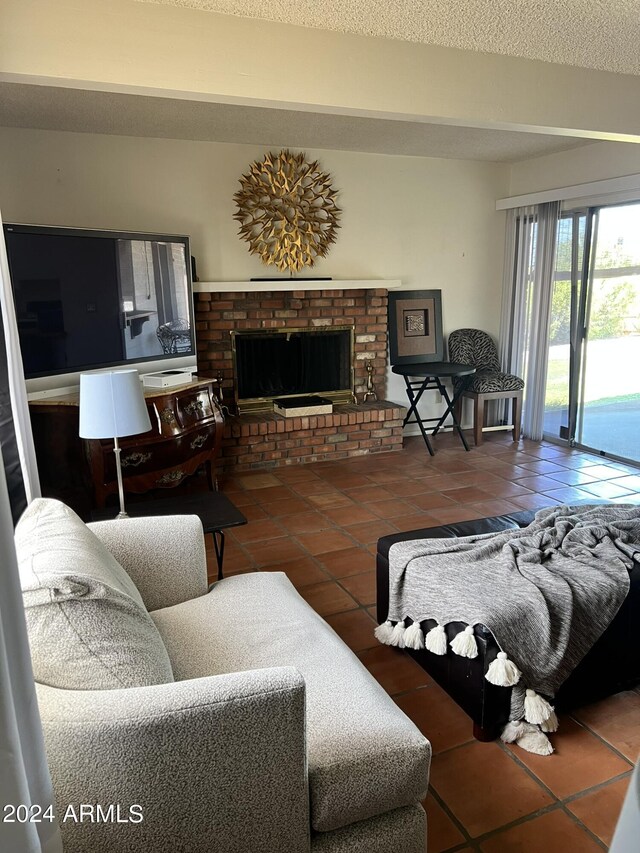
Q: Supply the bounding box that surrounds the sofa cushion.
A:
[151,571,430,833]
[16,498,173,690]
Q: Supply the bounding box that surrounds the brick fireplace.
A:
[195,286,405,472]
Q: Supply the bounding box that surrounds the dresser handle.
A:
[156,470,186,486]
[184,400,204,416]
[160,407,176,424]
[121,451,152,468]
[190,433,207,450]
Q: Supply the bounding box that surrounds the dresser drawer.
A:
[101,438,176,481]
[101,426,218,482]
[152,389,217,437]
[175,389,216,427]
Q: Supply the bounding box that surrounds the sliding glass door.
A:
[579,204,640,460]
[543,201,640,464]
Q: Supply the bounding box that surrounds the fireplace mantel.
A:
[194,279,402,293]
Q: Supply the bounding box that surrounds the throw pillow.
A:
[16,498,174,690]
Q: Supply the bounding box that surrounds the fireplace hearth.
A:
[231,326,354,413]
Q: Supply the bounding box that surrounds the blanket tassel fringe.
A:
[501,721,554,756]
[450,625,478,659]
[524,689,555,725]
[378,620,482,660]
[485,652,521,687]
[374,620,394,644]
[375,620,559,756]
[425,624,447,655]
[403,621,425,650]
[541,709,559,733]
[389,619,406,648]
[501,689,557,755]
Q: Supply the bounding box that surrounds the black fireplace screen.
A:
[234,328,353,400]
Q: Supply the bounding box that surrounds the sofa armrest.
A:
[37,667,309,853]
[88,515,207,611]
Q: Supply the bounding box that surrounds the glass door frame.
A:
[566,207,598,446]
[545,199,640,465]
[557,207,591,445]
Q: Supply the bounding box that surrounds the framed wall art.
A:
[233,150,341,274]
[388,290,443,364]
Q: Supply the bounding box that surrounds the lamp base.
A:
[113,437,129,520]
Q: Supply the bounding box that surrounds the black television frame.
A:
[3,223,196,380]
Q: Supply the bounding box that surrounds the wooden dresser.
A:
[30,377,224,516]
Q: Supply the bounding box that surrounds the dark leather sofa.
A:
[376,510,640,740]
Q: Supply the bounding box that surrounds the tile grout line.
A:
[566,714,638,768]
[556,802,608,850]
[425,784,476,851]
[494,736,613,849]
[560,770,634,806]
[469,801,606,851]
[557,770,635,849]
[466,801,569,849]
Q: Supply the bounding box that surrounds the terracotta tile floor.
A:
[208,432,640,851]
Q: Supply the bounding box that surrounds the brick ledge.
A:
[220,401,406,472]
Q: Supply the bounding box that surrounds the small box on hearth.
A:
[273,396,334,417]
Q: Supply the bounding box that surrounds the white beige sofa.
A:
[16,499,430,853]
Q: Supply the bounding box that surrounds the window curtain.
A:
[0,448,62,853]
[499,201,561,441]
[0,210,41,520]
[0,214,58,851]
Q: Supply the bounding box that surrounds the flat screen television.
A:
[4,224,197,395]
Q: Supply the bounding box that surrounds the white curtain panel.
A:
[500,207,530,381]
[0,449,62,853]
[499,201,561,441]
[610,760,640,852]
[0,210,41,502]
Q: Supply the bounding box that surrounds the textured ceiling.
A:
[140,0,640,76]
[0,82,593,162]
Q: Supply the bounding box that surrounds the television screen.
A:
[4,224,195,379]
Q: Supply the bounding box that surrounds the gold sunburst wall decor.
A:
[233,150,341,274]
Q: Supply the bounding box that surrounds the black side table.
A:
[392,362,476,455]
[91,490,247,580]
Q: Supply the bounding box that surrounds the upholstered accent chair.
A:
[16,498,430,853]
[448,328,524,445]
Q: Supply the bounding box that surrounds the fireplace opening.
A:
[231,325,354,412]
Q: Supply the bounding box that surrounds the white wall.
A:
[509,140,640,196]
[0,126,509,421]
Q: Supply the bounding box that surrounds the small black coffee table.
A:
[91,491,247,580]
[392,362,476,455]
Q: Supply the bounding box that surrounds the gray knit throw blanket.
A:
[376,504,640,754]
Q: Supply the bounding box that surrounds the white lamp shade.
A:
[79,370,152,439]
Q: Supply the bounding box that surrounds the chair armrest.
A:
[88,515,207,610]
[37,667,309,853]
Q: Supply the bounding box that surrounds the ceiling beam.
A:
[1,0,639,143]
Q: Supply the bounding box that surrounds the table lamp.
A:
[79,369,152,519]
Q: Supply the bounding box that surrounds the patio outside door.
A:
[543,202,640,464]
